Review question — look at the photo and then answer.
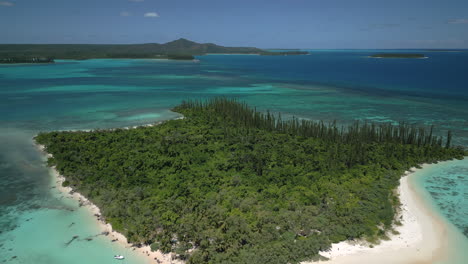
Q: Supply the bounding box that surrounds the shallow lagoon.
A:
[1,52,467,263]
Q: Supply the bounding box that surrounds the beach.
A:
[305,166,456,264]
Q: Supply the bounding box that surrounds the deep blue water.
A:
[0,51,467,263]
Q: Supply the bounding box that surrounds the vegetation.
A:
[0,57,54,64]
[0,39,309,62]
[35,98,465,264]
[167,54,196,60]
[0,38,262,61]
[370,53,426,59]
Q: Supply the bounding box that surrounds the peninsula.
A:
[0,38,307,63]
[35,98,465,264]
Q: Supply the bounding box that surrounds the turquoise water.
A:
[414,159,468,238]
[411,159,468,263]
[1,52,467,263]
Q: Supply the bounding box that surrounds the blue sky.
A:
[1,0,468,48]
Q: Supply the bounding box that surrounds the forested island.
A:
[35,98,465,264]
[166,54,196,60]
[0,57,54,64]
[370,53,426,59]
[0,38,306,63]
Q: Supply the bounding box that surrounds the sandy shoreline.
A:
[36,143,182,264]
[305,166,450,264]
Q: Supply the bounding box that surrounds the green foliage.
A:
[35,98,465,264]
[150,242,161,252]
[167,54,195,60]
[0,57,54,63]
[0,39,262,61]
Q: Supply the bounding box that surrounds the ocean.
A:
[1,50,467,263]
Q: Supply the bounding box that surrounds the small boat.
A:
[114,255,125,260]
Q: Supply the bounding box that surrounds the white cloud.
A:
[0,1,14,7]
[120,11,132,17]
[144,12,159,18]
[447,19,468,24]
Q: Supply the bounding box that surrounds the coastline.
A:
[305,165,452,264]
[36,138,183,264]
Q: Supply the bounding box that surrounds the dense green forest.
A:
[166,54,196,60]
[0,38,307,62]
[0,57,54,64]
[35,98,465,264]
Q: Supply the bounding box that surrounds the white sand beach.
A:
[305,167,450,264]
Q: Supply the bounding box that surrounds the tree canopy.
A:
[35,98,465,264]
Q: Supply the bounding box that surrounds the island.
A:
[166,54,196,60]
[0,57,54,64]
[369,53,426,59]
[0,38,307,63]
[35,98,465,264]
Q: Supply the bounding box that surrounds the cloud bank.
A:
[144,12,159,18]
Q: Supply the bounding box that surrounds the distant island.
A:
[35,98,465,264]
[0,38,307,63]
[369,53,426,59]
[0,57,54,64]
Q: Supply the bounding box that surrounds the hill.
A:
[0,38,264,61]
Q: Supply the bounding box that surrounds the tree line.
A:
[35,98,466,264]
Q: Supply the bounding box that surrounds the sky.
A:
[1,0,468,48]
